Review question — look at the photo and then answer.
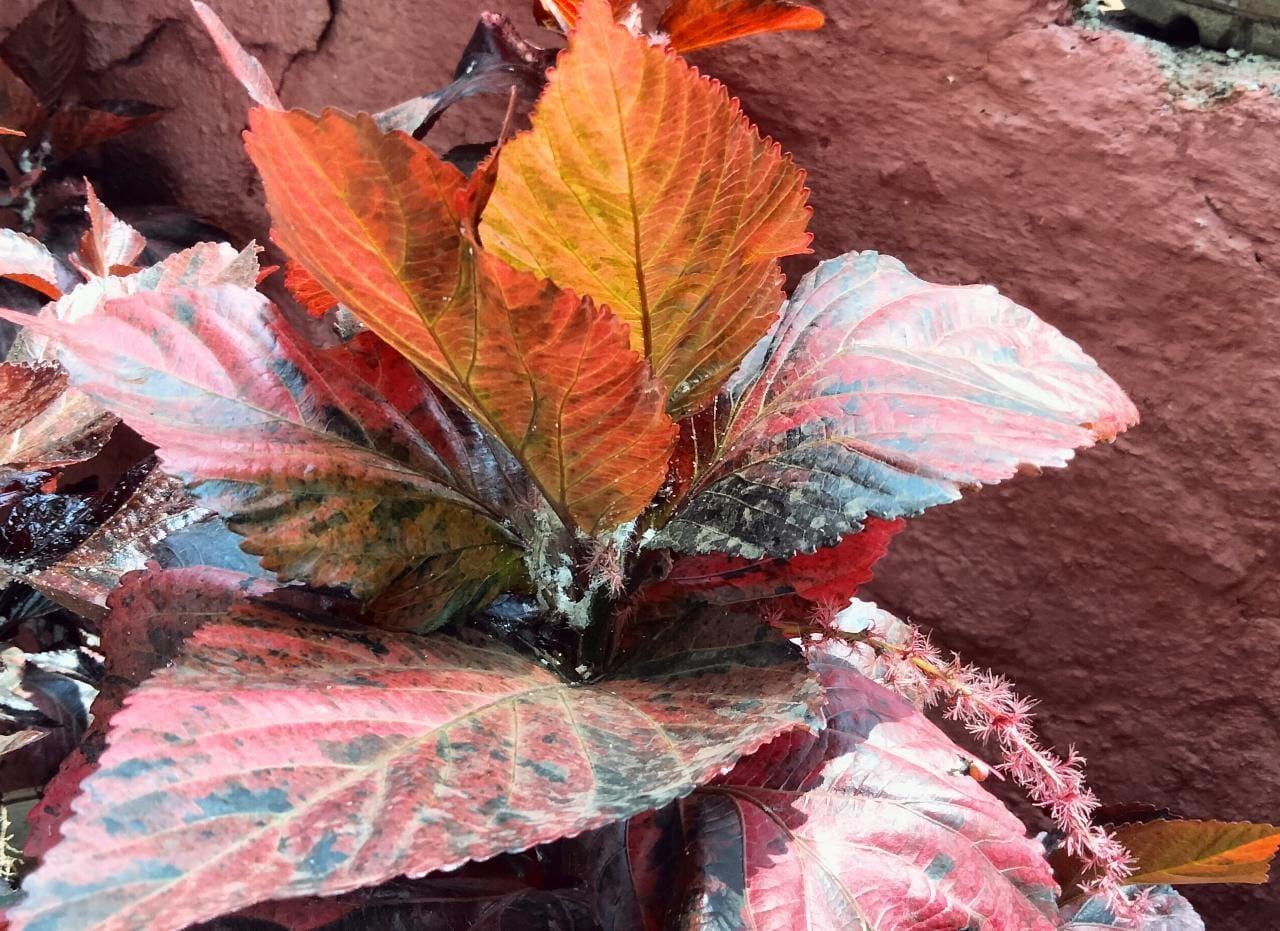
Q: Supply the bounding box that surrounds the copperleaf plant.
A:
[0,1,1273,929]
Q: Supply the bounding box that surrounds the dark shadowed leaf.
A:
[0,643,98,793]
[1,285,519,609]
[1054,819,1280,898]
[245,107,675,533]
[47,100,166,159]
[0,0,84,109]
[659,251,1141,557]
[665,646,1059,929]
[10,571,821,931]
[0,59,43,141]
[375,13,554,137]
[659,0,826,53]
[482,0,811,416]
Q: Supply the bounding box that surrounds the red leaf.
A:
[659,0,826,54]
[284,259,337,317]
[244,107,675,532]
[1,285,517,609]
[10,573,821,930]
[190,1,282,110]
[671,647,1060,928]
[47,101,165,160]
[0,229,61,300]
[68,183,146,279]
[659,251,1141,558]
[644,516,903,611]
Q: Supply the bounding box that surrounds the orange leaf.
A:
[534,0,632,32]
[245,108,675,532]
[482,0,811,417]
[0,126,24,137]
[1056,819,1280,895]
[283,258,338,317]
[659,0,826,54]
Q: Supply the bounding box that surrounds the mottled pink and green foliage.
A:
[0,1,1269,930]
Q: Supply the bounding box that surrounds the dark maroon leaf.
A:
[0,642,98,792]
[48,100,166,159]
[375,13,554,137]
[0,0,85,109]
[0,59,43,143]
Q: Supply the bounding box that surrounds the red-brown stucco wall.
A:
[4,0,1277,926]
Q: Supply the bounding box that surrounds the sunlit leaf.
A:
[1061,885,1204,930]
[1056,819,1280,896]
[482,0,811,416]
[659,251,1140,557]
[190,1,282,110]
[1,285,518,608]
[642,517,902,613]
[10,571,821,931]
[68,182,146,279]
[659,0,826,53]
[245,107,675,532]
[0,362,113,481]
[0,229,61,300]
[671,646,1059,928]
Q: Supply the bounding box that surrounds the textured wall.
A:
[5,0,1278,925]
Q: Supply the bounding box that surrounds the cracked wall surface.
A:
[5,0,1279,925]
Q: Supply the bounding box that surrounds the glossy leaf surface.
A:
[245,106,674,532]
[659,0,826,53]
[482,0,811,416]
[674,647,1059,929]
[0,362,113,480]
[660,251,1140,557]
[11,574,821,931]
[25,468,207,619]
[1,285,516,606]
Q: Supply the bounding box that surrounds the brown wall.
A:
[6,0,1278,925]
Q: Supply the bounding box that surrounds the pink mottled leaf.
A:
[667,646,1060,929]
[0,229,61,300]
[10,571,821,931]
[659,251,1140,557]
[0,285,517,611]
[190,1,282,110]
[68,182,146,279]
